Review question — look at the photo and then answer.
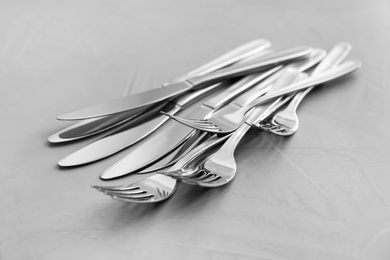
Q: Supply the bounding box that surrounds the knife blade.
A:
[58,65,281,167]
[48,102,165,143]
[49,44,275,143]
[57,45,312,121]
[99,66,284,179]
[57,83,225,166]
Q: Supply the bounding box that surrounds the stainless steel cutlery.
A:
[50,40,362,204]
[98,66,282,180]
[165,71,306,187]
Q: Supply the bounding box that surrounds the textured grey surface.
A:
[1,0,390,259]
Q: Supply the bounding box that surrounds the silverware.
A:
[164,72,308,187]
[49,40,272,143]
[165,60,361,134]
[98,66,283,180]
[92,59,351,198]
[139,64,308,174]
[92,134,231,203]
[256,42,352,135]
[170,107,271,186]
[57,45,312,120]
[96,52,319,179]
[92,174,178,203]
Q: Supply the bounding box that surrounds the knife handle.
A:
[163,39,271,86]
[187,45,313,90]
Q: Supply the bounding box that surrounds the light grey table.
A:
[1,1,389,259]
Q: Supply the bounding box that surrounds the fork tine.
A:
[91,184,139,192]
[162,168,189,178]
[183,120,220,132]
[182,174,221,186]
[110,194,155,203]
[254,121,280,132]
[255,120,294,135]
[165,113,203,126]
[169,117,207,124]
[199,175,221,183]
[95,188,144,198]
[101,189,146,196]
[270,127,292,135]
[191,173,220,183]
[106,191,154,200]
[162,112,220,131]
[181,170,212,183]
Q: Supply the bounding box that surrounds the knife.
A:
[57,45,312,121]
[98,65,287,179]
[58,66,281,167]
[49,42,275,143]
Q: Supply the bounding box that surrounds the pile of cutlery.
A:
[49,39,361,203]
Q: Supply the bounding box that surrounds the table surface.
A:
[1,1,390,259]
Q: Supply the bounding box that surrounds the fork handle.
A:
[164,39,271,85]
[216,105,277,158]
[247,60,361,109]
[165,133,231,172]
[220,118,252,156]
[284,88,310,114]
[185,39,271,77]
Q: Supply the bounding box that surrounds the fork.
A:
[255,42,352,135]
[172,74,308,187]
[165,60,361,134]
[92,133,230,203]
[92,174,178,203]
[178,105,280,187]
